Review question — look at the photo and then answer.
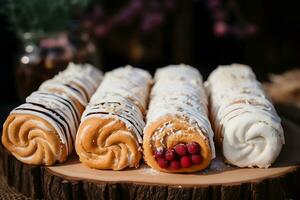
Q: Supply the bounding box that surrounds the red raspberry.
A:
[174,143,187,156]
[187,142,200,155]
[165,148,176,161]
[191,155,203,164]
[157,158,169,168]
[154,149,165,159]
[170,160,181,170]
[180,156,192,168]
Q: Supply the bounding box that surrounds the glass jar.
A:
[15,30,100,100]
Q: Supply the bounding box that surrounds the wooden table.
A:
[1,104,299,200]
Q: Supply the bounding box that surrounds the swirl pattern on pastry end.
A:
[206,63,285,168]
[221,112,284,168]
[75,117,142,170]
[2,114,67,165]
[143,116,212,173]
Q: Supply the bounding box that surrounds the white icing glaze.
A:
[90,65,151,110]
[12,101,71,154]
[39,62,103,106]
[145,64,216,158]
[11,63,103,157]
[206,63,285,168]
[81,65,152,144]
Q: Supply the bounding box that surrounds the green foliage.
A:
[1,0,91,34]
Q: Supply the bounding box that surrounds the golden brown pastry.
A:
[2,63,102,165]
[143,64,215,173]
[75,66,152,170]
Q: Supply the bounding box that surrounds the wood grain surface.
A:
[0,104,299,200]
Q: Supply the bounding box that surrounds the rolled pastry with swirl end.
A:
[76,66,152,170]
[143,64,215,173]
[2,63,102,165]
[206,64,285,168]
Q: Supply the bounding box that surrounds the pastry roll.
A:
[206,64,285,168]
[2,63,102,165]
[143,64,215,173]
[76,66,151,170]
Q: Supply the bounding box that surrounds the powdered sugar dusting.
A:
[145,64,215,158]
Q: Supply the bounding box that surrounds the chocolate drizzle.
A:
[64,84,88,103]
[81,66,151,144]
[37,92,80,125]
[14,106,69,144]
[9,63,103,157]
[29,102,73,145]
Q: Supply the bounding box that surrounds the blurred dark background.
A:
[0,0,299,105]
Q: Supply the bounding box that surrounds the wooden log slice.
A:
[1,104,300,200]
